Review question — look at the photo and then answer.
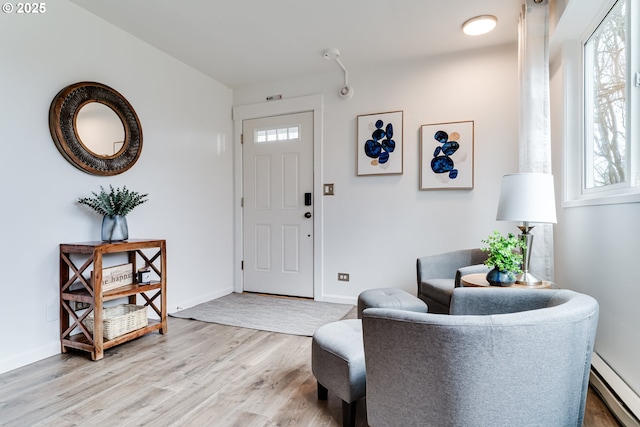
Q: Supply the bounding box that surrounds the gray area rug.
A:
[169,292,354,336]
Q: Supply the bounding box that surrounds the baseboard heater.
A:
[590,353,640,427]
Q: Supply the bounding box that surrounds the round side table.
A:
[460,273,553,289]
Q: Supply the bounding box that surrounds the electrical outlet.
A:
[338,273,350,282]
[46,304,59,322]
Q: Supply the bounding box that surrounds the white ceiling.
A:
[70,0,521,89]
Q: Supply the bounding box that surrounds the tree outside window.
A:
[584,0,627,189]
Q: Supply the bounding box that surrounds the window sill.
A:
[564,190,640,207]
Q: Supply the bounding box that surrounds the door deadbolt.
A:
[304,212,312,218]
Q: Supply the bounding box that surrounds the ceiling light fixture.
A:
[323,48,354,100]
[462,15,498,36]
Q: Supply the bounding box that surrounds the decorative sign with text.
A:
[101,263,133,292]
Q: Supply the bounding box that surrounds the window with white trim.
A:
[255,125,300,143]
[581,0,639,199]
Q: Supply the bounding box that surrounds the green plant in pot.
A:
[480,231,526,286]
[78,185,148,242]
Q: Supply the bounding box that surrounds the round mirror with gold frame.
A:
[49,81,143,176]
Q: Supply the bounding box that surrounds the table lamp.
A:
[496,173,557,285]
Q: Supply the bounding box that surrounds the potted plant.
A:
[78,185,148,242]
[480,231,525,286]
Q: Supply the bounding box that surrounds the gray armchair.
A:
[362,287,599,427]
[416,248,489,313]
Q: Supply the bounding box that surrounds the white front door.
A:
[242,111,314,297]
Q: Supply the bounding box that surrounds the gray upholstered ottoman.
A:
[357,287,428,318]
[311,319,365,427]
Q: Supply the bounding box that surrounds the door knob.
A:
[304,212,312,218]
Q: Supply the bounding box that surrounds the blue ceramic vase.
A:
[486,267,516,287]
[101,215,128,242]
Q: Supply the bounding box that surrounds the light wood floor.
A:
[0,313,621,427]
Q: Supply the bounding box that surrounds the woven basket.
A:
[84,304,148,340]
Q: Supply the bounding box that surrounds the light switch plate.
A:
[324,183,334,195]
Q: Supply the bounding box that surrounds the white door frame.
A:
[232,94,324,300]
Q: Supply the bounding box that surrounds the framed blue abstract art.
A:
[357,110,403,176]
[420,120,474,190]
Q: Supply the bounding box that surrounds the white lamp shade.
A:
[496,173,557,224]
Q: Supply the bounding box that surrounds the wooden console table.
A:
[59,239,167,360]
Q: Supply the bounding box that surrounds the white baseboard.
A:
[591,353,640,426]
[0,341,60,375]
[0,289,235,376]
[169,287,234,313]
[317,293,357,305]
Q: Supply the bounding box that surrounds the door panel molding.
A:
[242,112,313,297]
[232,94,324,299]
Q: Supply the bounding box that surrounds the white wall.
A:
[550,0,640,400]
[0,1,234,373]
[234,44,520,303]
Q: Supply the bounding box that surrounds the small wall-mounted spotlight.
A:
[323,48,354,100]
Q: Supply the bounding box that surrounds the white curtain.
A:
[518,0,554,280]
